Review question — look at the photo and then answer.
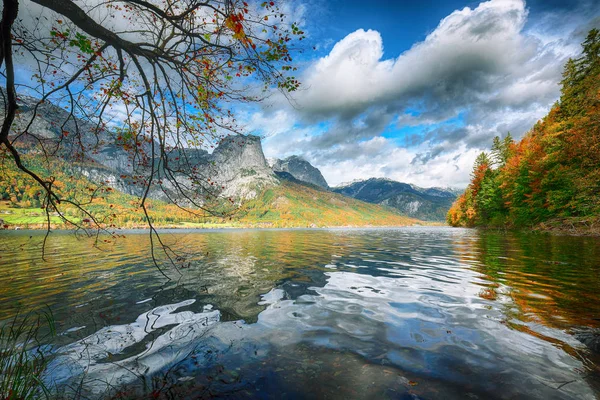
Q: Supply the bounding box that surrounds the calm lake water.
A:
[1,227,600,399]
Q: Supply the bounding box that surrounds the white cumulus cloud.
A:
[254,0,598,188]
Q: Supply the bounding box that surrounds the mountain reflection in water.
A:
[1,227,599,399]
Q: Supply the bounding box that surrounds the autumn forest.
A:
[448,29,600,234]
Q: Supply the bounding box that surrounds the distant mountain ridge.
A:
[333,178,458,221]
[267,159,458,221]
[2,93,421,228]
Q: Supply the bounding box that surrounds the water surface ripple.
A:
[1,227,600,399]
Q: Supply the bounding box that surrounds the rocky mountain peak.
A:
[210,135,278,199]
[6,90,279,201]
[213,135,270,176]
[272,155,329,189]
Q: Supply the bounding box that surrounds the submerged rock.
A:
[574,327,600,354]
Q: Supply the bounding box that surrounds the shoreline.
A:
[0,222,444,232]
[470,217,600,237]
[531,217,600,237]
[3,219,598,237]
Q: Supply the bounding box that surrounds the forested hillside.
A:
[334,178,457,221]
[447,29,600,232]
[0,154,228,228]
[0,153,417,229]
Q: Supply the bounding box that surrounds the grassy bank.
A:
[0,179,422,231]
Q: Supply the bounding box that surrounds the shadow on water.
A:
[1,227,600,399]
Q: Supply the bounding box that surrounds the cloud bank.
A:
[253,0,598,187]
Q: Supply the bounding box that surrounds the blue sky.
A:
[313,0,588,55]
[311,0,482,55]
[248,0,600,188]
[10,0,599,189]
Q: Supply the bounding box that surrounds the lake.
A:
[1,227,599,399]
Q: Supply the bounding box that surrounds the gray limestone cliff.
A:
[211,135,278,200]
[3,93,278,202]
[272,156,329,189]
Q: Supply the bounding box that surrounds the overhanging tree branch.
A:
[1,0,303,271]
